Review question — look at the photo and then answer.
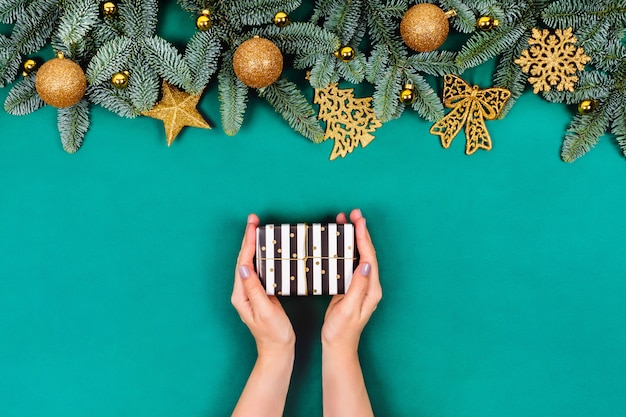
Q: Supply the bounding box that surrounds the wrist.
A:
[257,342,295,364]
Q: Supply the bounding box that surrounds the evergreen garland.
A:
[0,0,625,163]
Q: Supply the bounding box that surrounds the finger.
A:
[350,209,377,267]
[336,212,348,224]
[341,263,370,311]
[233,214,260,304]
[239,265,273,314]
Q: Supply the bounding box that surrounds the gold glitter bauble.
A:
[273,11,290,28]
[22,58,39,76]
[111,71,129,89]
[101,1,117,16]
[400,3,454,52]
[334,45,355,62]
[477,16,499,31]
[233,37,283,89]
[35,54,87,108]
[577,99,598,114]
[196,10,211,31]
[399,83,415,104]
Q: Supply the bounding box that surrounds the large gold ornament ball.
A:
[196,10,212,31]
[273,11,290,28]
[35,55,87,108]
[400,3,451,52]
[578,99,598,114]
[233,37,283,89]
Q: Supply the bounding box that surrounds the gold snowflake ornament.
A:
[515,27,591,94]
[314,83,382,160]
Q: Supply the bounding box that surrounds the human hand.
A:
[231,214,295,359]
[321,209,382,354]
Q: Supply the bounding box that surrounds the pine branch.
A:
[127,57,160,112]
[365,44,389,83]
[119,0,158,39]
[542,0,626,29]
[325,0,363,44]
[184,30,222,95]
[365,0,407,60]
[261,22,340,57]
[311,0,344,23]
[142,35,193,91]
[543,70,612,105]
[309,54,338,89]
[3,74,44,115]
[259,77,325,143]
[56,0,98,47]
[0,0,25,23]
[0,36,21,87]
[58,99,90,153]
[88,84,139,117]
[226,0,300,26]
[12,0,61,53]
[177,0,208,13]
[441,0,476,33]
[336,53,366,84]
[561,102,610,162]
[405,51,458,77]
[372,64,402,122]
[456,24,526,70]
[218,55,248,136]
[493,38,528,117]
[406,71,444,122]
[86,37,134,85]
[611,93,626,158]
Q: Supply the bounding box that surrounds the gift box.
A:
[255,223,357,295]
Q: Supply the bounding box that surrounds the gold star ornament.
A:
[141,80,210,146]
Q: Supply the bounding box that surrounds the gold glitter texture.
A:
[233,37,283,89]
[35,55,86,108]
[400,3,453,53]
[141,80,210,146]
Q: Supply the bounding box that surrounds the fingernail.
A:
[361,263,371,277]
[354,208,363,218]
[239,266,251,279]
[247,214,255,224]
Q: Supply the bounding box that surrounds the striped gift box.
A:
[255,223,357,296]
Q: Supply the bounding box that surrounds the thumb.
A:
[239,265,271,310]
[342,263,371,310]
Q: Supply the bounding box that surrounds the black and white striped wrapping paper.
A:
[255,223,357,296]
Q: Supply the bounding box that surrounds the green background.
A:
[2,4,626,417]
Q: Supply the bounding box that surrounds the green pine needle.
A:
[3,74,44,115]
[58,99,90,153]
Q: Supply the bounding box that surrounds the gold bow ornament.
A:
[430,74,511,155]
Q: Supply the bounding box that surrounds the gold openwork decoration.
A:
[430,74,511,155]
[515,27,590,94]
[313,82,382,160]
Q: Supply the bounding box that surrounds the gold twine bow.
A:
[430,74,511,155]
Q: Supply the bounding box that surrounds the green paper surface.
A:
[2,5,626,417]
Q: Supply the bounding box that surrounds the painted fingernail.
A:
[361,263,371,277]
[239,266,251,279]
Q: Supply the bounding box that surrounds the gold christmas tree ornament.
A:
[233,37,283,89]
[141,80,211,146]
[334,45,355,62]
[22,58,39,76]
[578,99,598,114]
[196,10,212,31]
[399,83,415,104]
[100,1,118,16]
[314,83,382,160]
[400,3,455,52]
[515,27,591,94]
[430,74,511,155]
[35,52,87,108]
[111,71,129,89]
[273,11,290,28]
[477,16,499,31]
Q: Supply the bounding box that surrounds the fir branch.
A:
[365,44,390,84]
[92,18,125,48]
[184,30,221,95]
[88,84,139,117]
[261,22,340,57]
[177,0,207,13]
[365,0,407,60]
[127,57,159,112]
[119,0,158,39]
[441,0,476,33]
[611,94,626,158]
[309,54,338,89]
[12,0,61,54]
[373,65,402,122]
[405,51,458,77]
[56,0,99,47]
[542,0,626,29]
[336,53,366,84]
[543,71,612,105]
[406,71,444,122]
[0,37,21,86]
[3,74,44,115]
[258,77,325,143]
[226,0,300,26]
[325,0,363,44]
[311,0,343,23]
[58,99,90,153]
[86,37,133,85]
[218,56,248,136]
[0,0,25,24]
[456,24,526,70]
[142,36,193,91]
[561,103,610,162]
[493,39,527,117]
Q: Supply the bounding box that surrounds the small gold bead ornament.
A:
[577,99,598,114]
[196,9,212,31]
[334,45,355,62]
[477,16,499,31]
[399,83,415,104]
[400,3,456,52]
[100,1,118,16]
[273,11,290,28]
[111,70,130,89]
[22,58,39,76]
